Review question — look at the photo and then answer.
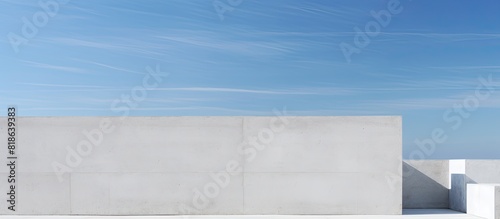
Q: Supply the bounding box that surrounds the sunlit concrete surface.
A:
[449,159,500,212]
[467,184,500,219]
[0,116,402,215]
[0,209,484,219]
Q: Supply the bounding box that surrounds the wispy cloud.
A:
[20,60,87,74]
[17,82,108,88]
[383,32,500,41]
[152,87,319,95]
[155,35,299,56]
[39,37,167,57]
[74,59,145,75]
[430,66,500,70]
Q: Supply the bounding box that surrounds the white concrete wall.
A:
[467,184,500,219]
[449,160,500,212]
[0,116,402,215]
[403,160,449,209]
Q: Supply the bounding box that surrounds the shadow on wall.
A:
[403,209,465,215]
[403,162,449,209]
[450,173,476,213]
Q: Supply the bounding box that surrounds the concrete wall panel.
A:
[0,173,71,214]
[449,160,500,212]
[467,184,500,219]
[0,116,402,215]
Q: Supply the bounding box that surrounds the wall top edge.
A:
[405,159,500,161]
[0,115,403,119]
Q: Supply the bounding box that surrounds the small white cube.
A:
[467,183,500,219]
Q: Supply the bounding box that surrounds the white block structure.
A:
[467,184,500,219]
[0,116,402,215]
[449,160,500,212]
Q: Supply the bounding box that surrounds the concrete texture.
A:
[403,160,449,209]
[449,160,469,212]
[0,209,484,219]
[467,184,500,219]
[449,160,500,212]
[464,160,500,183]
[450,173,470,213]
[0,116,402,215]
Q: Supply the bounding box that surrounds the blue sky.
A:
[1,0,500,159]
